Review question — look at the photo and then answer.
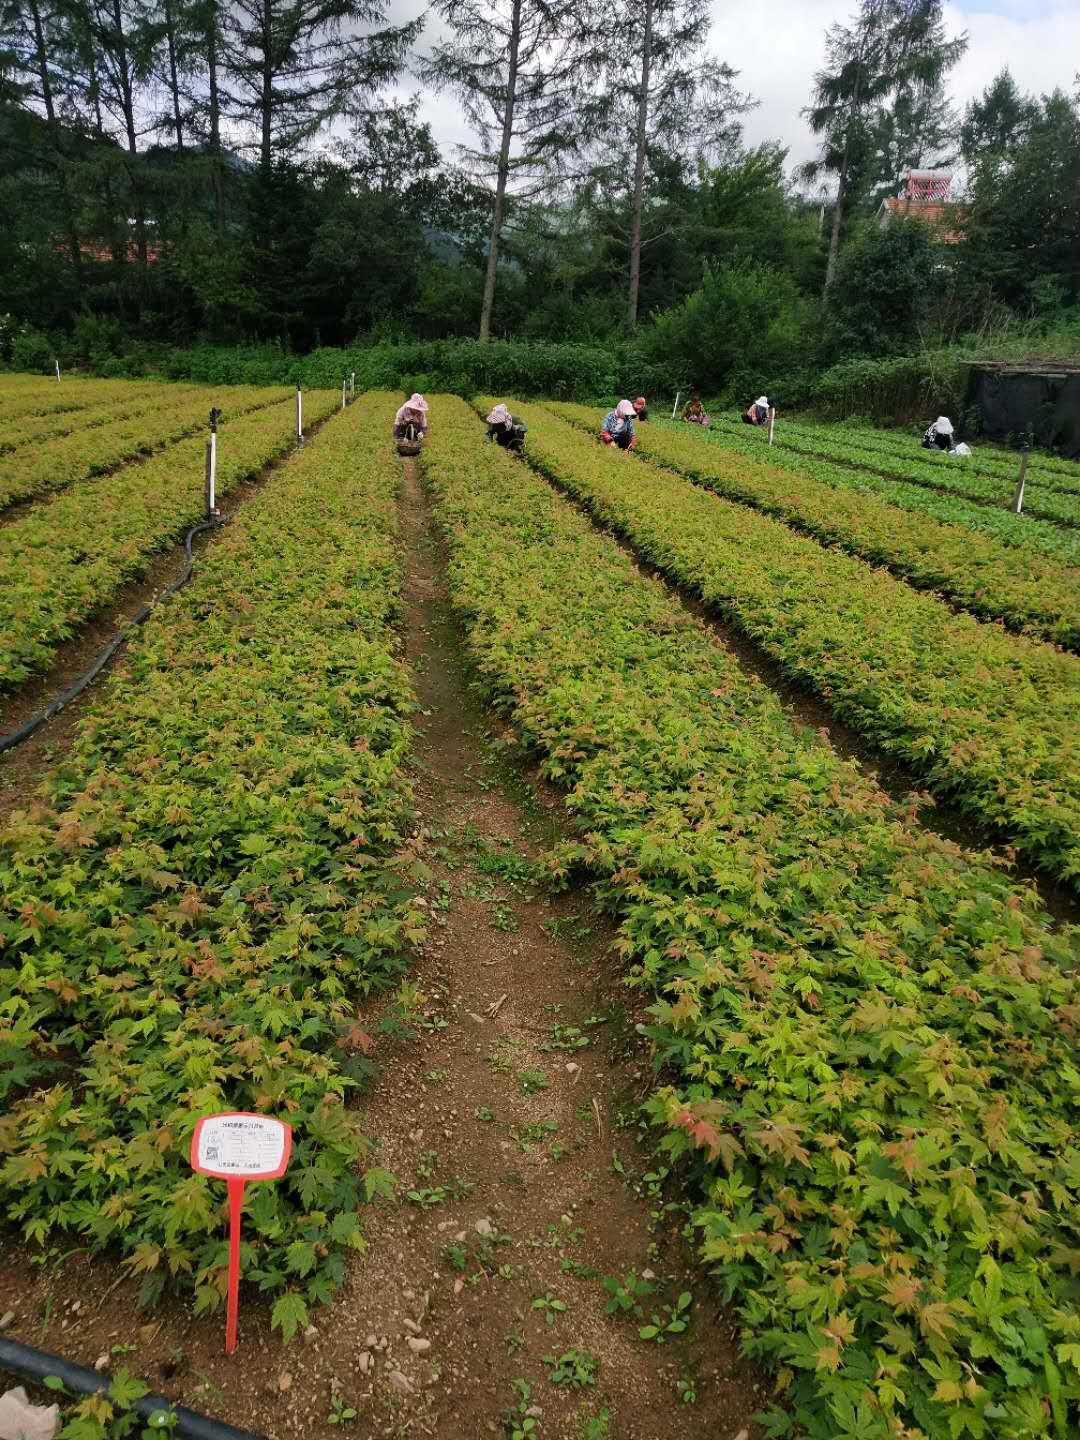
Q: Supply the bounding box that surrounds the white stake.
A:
[296,385,303,440]
[205,407,221,517]
[671,390,681,420]
[350,371,355,400]
[1011,450,1029,514]
[55,359,61,383]
[342,376,347,410]
[768,406,776,446]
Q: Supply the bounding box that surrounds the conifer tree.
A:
[421,0,581,342]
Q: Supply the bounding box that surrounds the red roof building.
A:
[877,169,966,244]
[52,238,164,264]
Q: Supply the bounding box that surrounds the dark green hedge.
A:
[795,350,970,424]
[8,332,973,428]
[157,340,672,402]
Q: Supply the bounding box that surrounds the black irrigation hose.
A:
[0,517,226,756]
[0,1336,265,1440]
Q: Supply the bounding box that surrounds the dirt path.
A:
[281,457,762,1438]
[0,455,764,1440]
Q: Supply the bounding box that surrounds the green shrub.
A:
[800,351,970,424]
[825,219,943,359]
[10,328,54,373]
[641,260,812,401]
[151,340,669,404]
[72,312,125,367]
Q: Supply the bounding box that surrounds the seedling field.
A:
[0,376,1077,1440]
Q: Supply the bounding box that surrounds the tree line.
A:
[0,0,1076,386]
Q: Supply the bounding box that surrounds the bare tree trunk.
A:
[478,0,521,343]
[84,48,124,264]
[110,0,139,156]
[28,0,56,121]
[163,0,185,152]
[28,0,83,290]
[626,0,653,333]
[110,0,149,267]
[824,2,880,295]
[260,0,273,172]
[206,0,225,234]
[823,129,849,293]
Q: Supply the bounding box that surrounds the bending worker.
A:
[486,403,528,453]
[742,394,769,426]
[681,391,710,426]
[922,415,954,451]
[393,392,429,444]
[601,399,637,451]
[632,396,649,422]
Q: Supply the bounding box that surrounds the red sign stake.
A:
[190,1113,293,1355]
[225,1177,245,1354]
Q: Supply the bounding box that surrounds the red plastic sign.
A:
[190,1113,293,1354]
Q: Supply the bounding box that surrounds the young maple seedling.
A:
[543,1349,599,1388]
[602,1269,654,1318]
[675,1376,697,1405]
[442,1244,468,1271]
[531,1292,567,1325]
[541,1024,589,1053]
[507,1378,539,1439]
[326,1393,359,1425]
[408,1186,448,1209]
[639,1290,692,1343]
[511,1119,558,1154]
[561,1257,598,1280]
[489,900,518,932]
[575,1405,612,1440]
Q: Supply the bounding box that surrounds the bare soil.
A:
[0,456,765,1440]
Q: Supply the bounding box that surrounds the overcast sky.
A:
[385,0,1080,184]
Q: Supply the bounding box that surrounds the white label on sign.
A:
[197,1115,287,1177]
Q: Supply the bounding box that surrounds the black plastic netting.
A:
[964,367,1080,457]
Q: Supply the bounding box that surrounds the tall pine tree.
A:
[221,0,420,173]
[420,0,582,342]
[580,0,750,333]
[960,69,1037,167]
[803,0,966,292]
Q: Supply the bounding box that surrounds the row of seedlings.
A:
[421,396,1080,1440]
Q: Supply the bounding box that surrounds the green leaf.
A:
[271,1292,309,1343]
[285,1240,318,1277]
[363,1168,397,1203]
[110,1368,151,1408]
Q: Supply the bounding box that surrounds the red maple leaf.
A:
[341,1023,375,1054]
[688,1117,722,1159]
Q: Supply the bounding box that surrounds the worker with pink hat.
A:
[600,399,638,451]
[393,393,430,445]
